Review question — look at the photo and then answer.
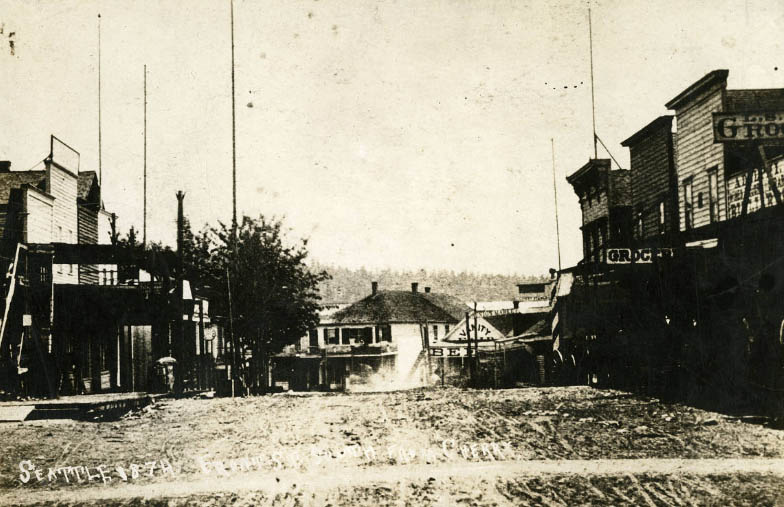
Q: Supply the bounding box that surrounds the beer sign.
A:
[713,112,784,143]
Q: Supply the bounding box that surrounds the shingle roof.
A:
[77,171,98,201]
[725,89,784,112]
[332,290,466,324]
[420,292,470,321]
[0,171,46,202]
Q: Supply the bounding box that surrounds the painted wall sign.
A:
[606,248,675,264]
[438,316,506,344]
[727,158,784,219]
[713,112,784,143]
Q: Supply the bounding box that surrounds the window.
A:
[308,329,318,347]
[635,209,644,240]
[658,200,666,235]
[445,324,450,335]
[708,168,719,223]
[684,178,694,230]
[432,325,438,341]
[325,328,339,345]
[376,325,392,342]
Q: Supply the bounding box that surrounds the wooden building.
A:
[665,69,784,235]
[566,159,633,264]
[621,115,679,245]
[0,136,219,398]
[275,282,467,390]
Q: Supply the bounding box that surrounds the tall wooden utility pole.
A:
[588,5,597,159]
[97,14,103,195]
[143,65,147,247]
[228,0,239,396]
[230,0,237,232]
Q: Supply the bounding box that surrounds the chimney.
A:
[424,287,431,293]
[0,161,10,172]
[371,281,378,295]
[411,282,418,293]
[513,300,519,309]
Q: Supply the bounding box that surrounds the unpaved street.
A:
[1,386,783,505]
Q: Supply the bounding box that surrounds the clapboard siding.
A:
[627,117,678,241]
[78,205,99,284]
[24,188,54,244]
[671,85,726,230]
[47,164,78,243]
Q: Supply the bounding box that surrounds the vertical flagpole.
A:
[551,138,562,272]
[230,0,237,233]
[98,14,103,191]
[588,4,597,159]
[143,65,147,248]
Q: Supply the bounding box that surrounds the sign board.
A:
[439,316,506,344]
[50,135,80,173]
[606,247,675,264]
[727,158,784,219]
[22,314,31,327]
[713,112,784,143]
[429,347,467,357]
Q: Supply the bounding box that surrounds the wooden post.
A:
[473,302,480,381]
[174,191,185,394]
[424,320,431,381]
[465,312,473,384]
[199,300,205,390]
[740,166,755,218]
[493,341,498,389]
[226,266,239,396]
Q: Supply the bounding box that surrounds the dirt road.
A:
[3,458,784,505]
[1,386,783,505]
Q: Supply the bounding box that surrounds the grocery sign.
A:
[713,112,784,143]
[606,248,675,264]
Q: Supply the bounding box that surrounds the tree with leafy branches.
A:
[187,215,330,393]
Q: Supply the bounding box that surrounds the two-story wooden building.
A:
[274,282,467,390]
[664,69,784,236]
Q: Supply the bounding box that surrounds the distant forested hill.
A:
[309,262,548,304]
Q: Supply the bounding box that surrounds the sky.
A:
[1,0,783,276]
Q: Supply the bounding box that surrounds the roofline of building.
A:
[621,115,674,147]
[47,158,79,180]
[665,69,728,110]
[328,318,459,326]
[566,158,611,185]
[23,183,55,201]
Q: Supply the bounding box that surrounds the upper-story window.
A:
[684,178,694,230]
[708,167,719,223]
[635,208,644,240]
[658,200,666,235]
